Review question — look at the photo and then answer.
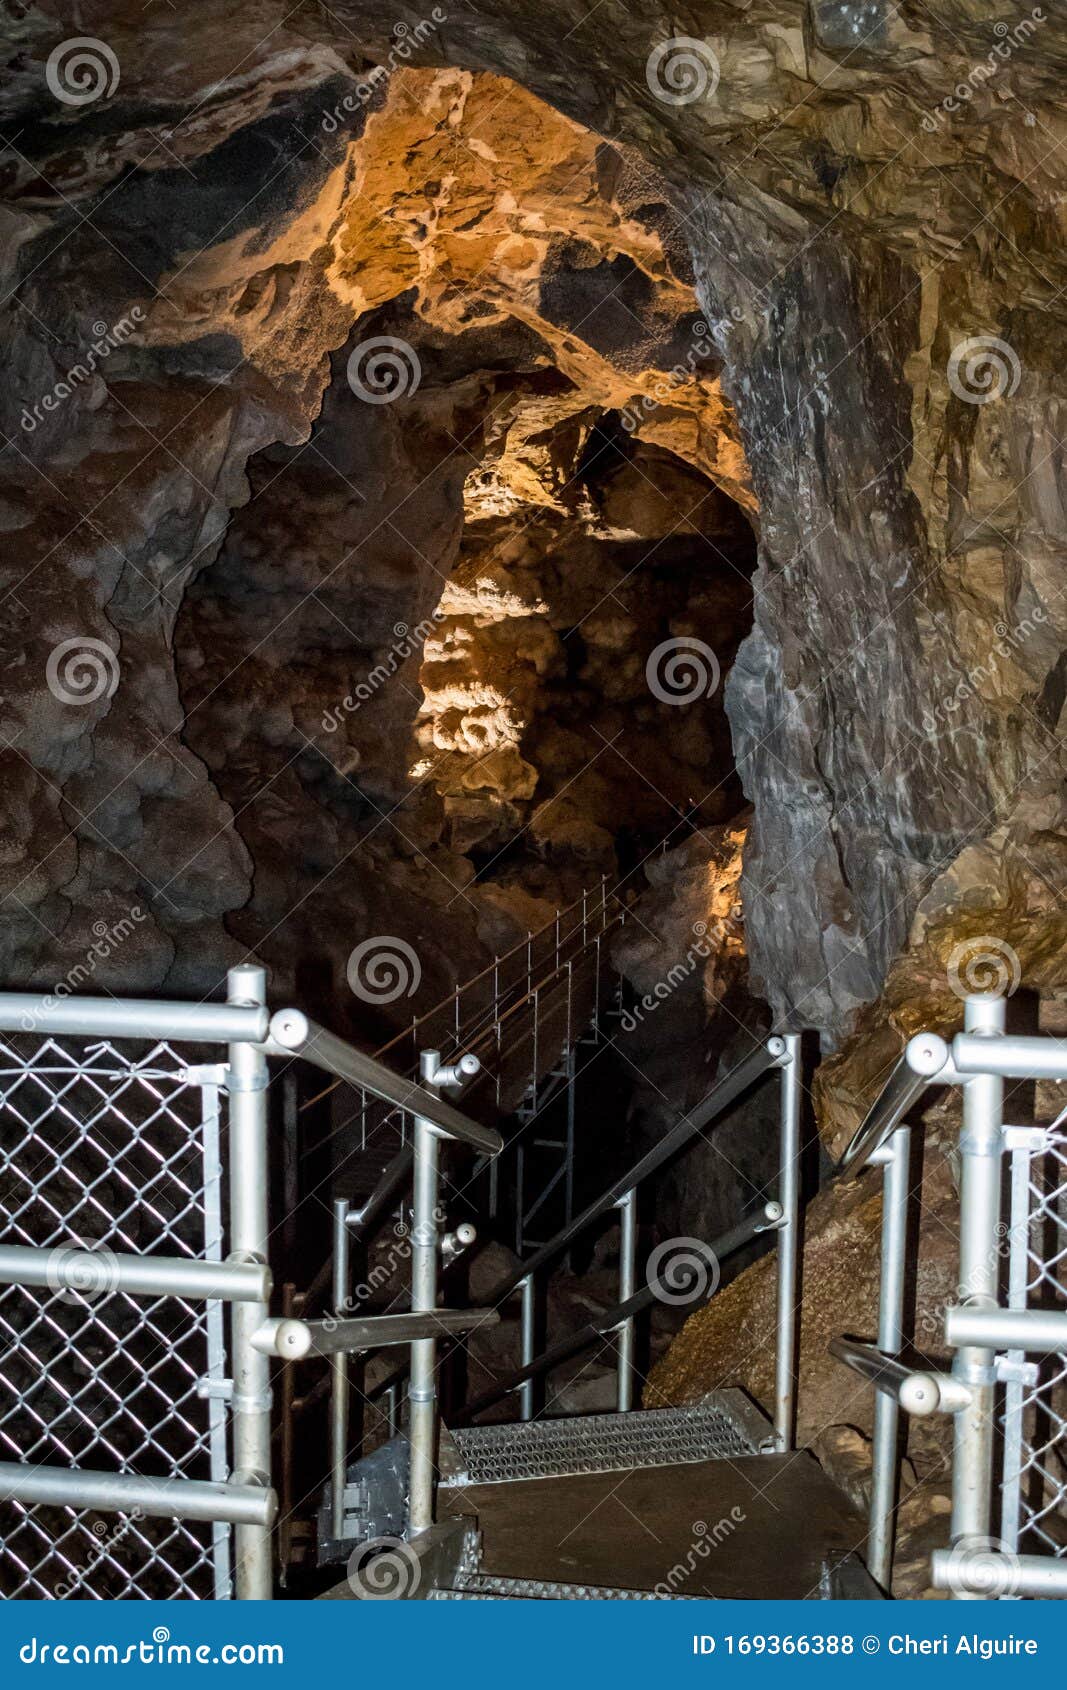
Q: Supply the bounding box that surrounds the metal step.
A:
[443,1393,771,1487]
[429,1573,686,1600]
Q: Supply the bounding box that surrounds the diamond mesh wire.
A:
[1002,1128,1067,1561]
[0,1034,229,1599]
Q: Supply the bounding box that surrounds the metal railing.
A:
[458,1034,802,1443]
[326,1033,803,1491]
[0,973,502,1600]
[0,965,273,1599]
[833,993,1067,1599]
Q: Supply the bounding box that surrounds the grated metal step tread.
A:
[429,1573,683,1600]
[445,1393,770,1487]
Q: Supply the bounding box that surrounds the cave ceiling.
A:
[1,0,1066,1112]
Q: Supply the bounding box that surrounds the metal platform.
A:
[443,1393,770,1487]
[430,1574,682,1600]
[442,1449,878,1600]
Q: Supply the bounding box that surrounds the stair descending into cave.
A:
[324,1396,881,1601]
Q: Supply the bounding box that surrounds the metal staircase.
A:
[4,937,1061,1600]
[321,1398,877,1601]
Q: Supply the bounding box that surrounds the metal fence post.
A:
[329,1197,352,1541]
[408,1050,441,1535]
[519,1273,536,1421]
[949,992,1005,1600]
[774,1034,802,1452]
[226,963,274,1600]
[616,1188,638,1412]
[867,1123,911,1590]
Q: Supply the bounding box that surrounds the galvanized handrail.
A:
[838,1032,955,1174]
[488,1038,784,1305]
[266,1009,503,1157]
[463,1200,783,1420]
[352,1037,796,1418]
[829,1336,913,1397]
[833,994,1067,1601]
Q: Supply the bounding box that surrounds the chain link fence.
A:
[1002,1123,1067,1562]
[0,1034,230,1598]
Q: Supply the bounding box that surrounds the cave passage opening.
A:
[152,68,784,1557]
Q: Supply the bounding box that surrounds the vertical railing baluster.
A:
[867,1122,911,1589]
[1000,1139,1033,1551]
[948,993,1006,1600]
[408,1051,442,1535]
[615,1188,637,1412]
[773,1033,801,1454]
[225,963,273,1600]
[519,1273,535,1421]
[329,1197,351,1542]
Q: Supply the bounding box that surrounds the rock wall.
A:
[3,1,1064,1064]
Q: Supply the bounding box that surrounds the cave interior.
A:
[2,0,1067,1604]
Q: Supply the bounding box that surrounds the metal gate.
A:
[1001,1116,1067,1562]
[0,968,274,1600]
[833,993,1067,1598]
